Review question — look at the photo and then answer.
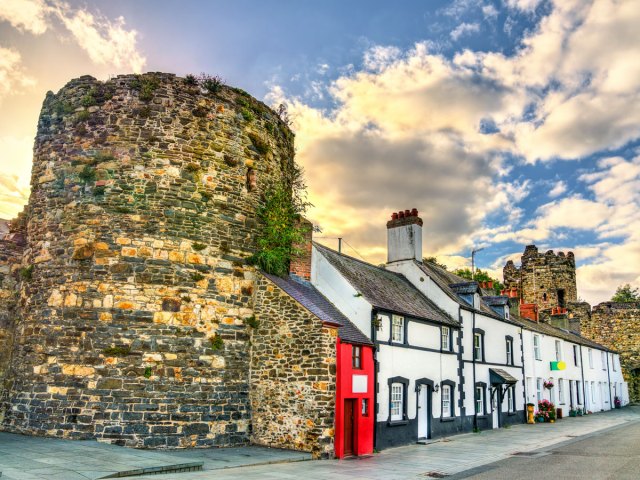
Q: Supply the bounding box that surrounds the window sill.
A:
[387,420,409,427]
[440,417,455,423]
[507,412,517,416]
[476,415,488,419]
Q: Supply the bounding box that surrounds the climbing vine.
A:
[251,163,310,276]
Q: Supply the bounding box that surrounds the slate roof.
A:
[261,272,372,345]
[483,296,510,306]
[313,243,457,327]
[450,282,479,295]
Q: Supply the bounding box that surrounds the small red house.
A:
[335,337,375,458]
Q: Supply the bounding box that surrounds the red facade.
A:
[334,338,375,458]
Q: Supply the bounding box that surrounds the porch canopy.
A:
[489,368,518,385]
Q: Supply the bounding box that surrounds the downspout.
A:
[579,345,586,412]
[520,326,526,416]
[472,310,477,431]
[605,350,613,409]
[457,306,464,432]
[371,309,378,451]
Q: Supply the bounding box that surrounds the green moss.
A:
[244,316,259,329]
[180,295,192,303]
[131,74,160,102]
[75,110,90,124]
[79,165,96,183]
[93,151,115,163]
[241,109,254,122]
[102,345,131,356]
[248,132,270,155]
[192,242,207,251]
[144,367,153,378]
[210,335,224,351]
[191,272,205,282]
[53,101,75,116]
[20,265,34,281]
[185,163,201,173]
[81,91,96,107]
[236,97,250,108]
[93,185,106,196]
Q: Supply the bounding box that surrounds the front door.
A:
[344,399,355,456]
[418,386,430,439]
[492,387,500,429]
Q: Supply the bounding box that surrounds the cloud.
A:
[0,0,146,73]
[0,47,36,102]
[482,4,499,19]
[0,0,48,34]
[53,4,146,72]
[0,135,33,219]
[450,22,481,41]
[548,180,567,198]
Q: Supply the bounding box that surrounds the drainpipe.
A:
[605,351,613,409]
[472,310,477,431]
[371,309,378,451]
[520,326,526,417]
[579,345,586,412]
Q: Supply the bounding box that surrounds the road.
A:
[449,420,640,480]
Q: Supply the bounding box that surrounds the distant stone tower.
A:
[503,245,577,308]
[0,73,296,447]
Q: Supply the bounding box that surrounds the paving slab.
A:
[0,433,310,480]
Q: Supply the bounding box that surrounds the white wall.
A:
[311,246,374,340]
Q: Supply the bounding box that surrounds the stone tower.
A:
[503,245,577,309]
[0,73,296,447]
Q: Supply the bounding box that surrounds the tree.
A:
[611,284,640,303]
[423,256,448,270]
[453,268,504,295]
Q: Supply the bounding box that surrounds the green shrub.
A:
[81,91,96,107]
[199,74,224,94]
[75,110,90,124]
[210,335,224,351]
[191,272,205,282]
[93,185,106,196]
[241,108,254,122]
[79,165,96,183]
[20,265,34,281]
[131,74,160,102]
[185,74,198,85]
[244,316,259,329]
[144,367,153,378]
[102,345,131,356]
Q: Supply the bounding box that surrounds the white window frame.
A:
[507,386,514,413]
[601,351,606,371]
[475,386,484,414]
[612,354,617,371]
[555,340,562,362]
[573,345,580,366]
[442,385,451,418]
[588,349,593,369]
[390,383,403,421]
[473,333,483,361]
[558,378,565,404]
[506,338,513,365]
[536,377,543,402]
[441,326,450,351]
[533,335,541,360]
[591,382,596,403]
[391,315,404,343]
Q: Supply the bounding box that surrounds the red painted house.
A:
[335,337,375,458]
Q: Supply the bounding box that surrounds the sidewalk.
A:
[0,407,637,480]
[145,406,640,479]
[0,435,310,480]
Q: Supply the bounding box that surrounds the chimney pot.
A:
[398,211,405,218]
[404,209,410,217]
[488,281,493,289]
[392,212,398,220]
[411,208,418,217]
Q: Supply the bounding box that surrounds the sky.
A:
[0,0,638,305]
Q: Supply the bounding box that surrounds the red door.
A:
[343,399,355,456]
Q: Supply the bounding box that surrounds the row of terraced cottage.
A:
[253,209,629,458]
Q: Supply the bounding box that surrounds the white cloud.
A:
[548,180,567,198]
[0,47,36,102]
[482,4,499,19]
[0,0,48,34]
[450,22,481,41]
[0,135,33,219]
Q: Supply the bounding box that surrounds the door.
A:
[418,386,430,439]
[492,387,500,429]
[343,399,355,456]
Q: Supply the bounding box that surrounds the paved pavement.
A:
[0,406,637,480]
[0,435,310,480]
[447,418,640,479]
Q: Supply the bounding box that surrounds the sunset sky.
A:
[0,0,638,305]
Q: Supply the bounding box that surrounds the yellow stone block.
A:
[164,353,177,360]
[48,386,68,395]
[169,251,184,262]
[99,312,112,322]
[48,290,63,307]
[187,253,203,264]
[74,238,88,246]
[116,237,131,245]
[94,242,110,250]
[62,364,95,377]
[116,301,135,309]
[64,293,78,307]
[121,247,137,257]
[139,246,153,257]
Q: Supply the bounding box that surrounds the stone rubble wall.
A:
[584,302,640,402]
[251,275,337,458]
[1,73,296,448]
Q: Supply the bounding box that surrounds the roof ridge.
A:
[312,241,407,279]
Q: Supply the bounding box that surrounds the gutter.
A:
[579,345,587,411]
[371,308,378,451]
[520,326,526,413]
[605,351,613,409]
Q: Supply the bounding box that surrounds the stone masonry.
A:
[0,73,297,448]
[251,274,337,458]
[583,302,640,402]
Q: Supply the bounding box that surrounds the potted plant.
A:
[543,379,554,390]
[537,399,556,422]
[569,408,577,417]
[577,408,583,416]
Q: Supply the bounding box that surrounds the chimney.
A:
[387,208,423,263]
[289,217,313,281]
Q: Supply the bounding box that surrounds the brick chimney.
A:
[289,217,313,281]
[387,208,423,263]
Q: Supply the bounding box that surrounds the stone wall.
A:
[584,302,640,402]
[0,216,26,422]
[503,245,577,308]
[251,274,337,458]
[1,73,297,447]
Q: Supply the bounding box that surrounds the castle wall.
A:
[584,302,640,402]
[251,275,337,459]
[2,73,296,447]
